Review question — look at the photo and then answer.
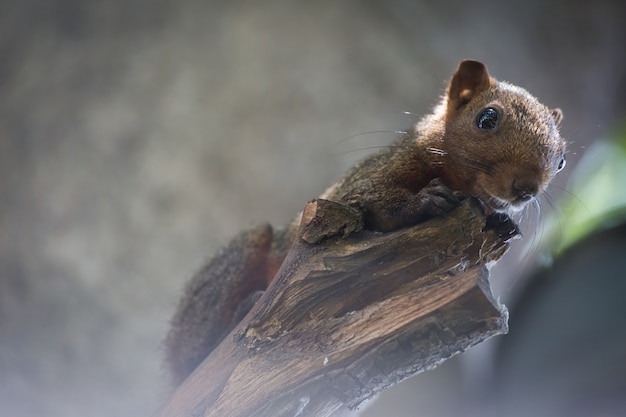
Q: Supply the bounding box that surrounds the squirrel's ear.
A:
[550,108,563,127]
[447,60,491,112]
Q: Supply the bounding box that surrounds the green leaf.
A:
[547,124,626,255]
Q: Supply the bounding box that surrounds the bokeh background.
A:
[1,1,625,416]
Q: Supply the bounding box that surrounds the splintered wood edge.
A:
[156,198,510,417]
[301,199,319,227]
[300,199,364,244]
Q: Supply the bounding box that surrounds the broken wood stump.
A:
[157,197,511,417]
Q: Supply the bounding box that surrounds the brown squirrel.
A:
[165,60,567,386]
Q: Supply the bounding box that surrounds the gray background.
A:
[1,1,625,416]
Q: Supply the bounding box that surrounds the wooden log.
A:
[157,197,511,417]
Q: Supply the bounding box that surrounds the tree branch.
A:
[157,198,511,417]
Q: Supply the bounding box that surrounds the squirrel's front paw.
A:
[417,178,463,217]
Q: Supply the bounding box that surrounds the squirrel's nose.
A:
[512,177,539,202]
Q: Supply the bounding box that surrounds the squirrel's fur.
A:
[165,60,566,386]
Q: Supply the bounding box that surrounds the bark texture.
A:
[157,198,510,417]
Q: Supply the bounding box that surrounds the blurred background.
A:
[1,1,625,416]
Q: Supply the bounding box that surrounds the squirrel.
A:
[164,60,567,386]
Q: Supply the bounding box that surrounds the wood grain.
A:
[157,197,510,417]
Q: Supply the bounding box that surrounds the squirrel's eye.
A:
[476,107,499,131]
[557,156,566,172]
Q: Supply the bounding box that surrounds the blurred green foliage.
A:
[551,122,626,254]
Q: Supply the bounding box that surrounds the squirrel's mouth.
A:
[510,196,535,209]
[485,194,536,215]
[475,184,537,214]
[473,187,511,214]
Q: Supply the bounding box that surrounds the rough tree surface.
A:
[157,197,511,417]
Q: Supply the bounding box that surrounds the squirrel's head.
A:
[438,59,567,214]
